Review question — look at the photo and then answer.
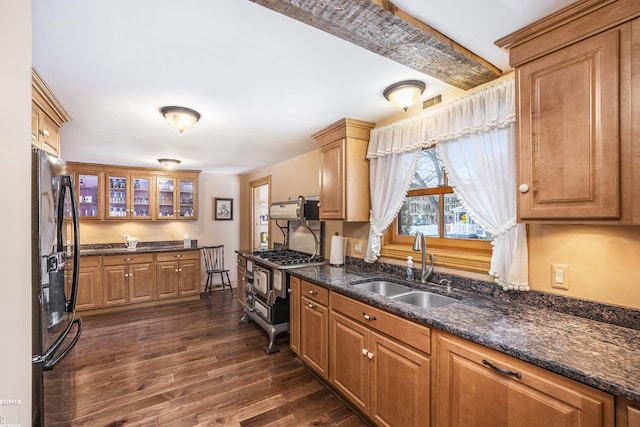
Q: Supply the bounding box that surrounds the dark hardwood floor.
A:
[44,291,367,426]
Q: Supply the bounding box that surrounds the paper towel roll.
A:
[330,235,347,266]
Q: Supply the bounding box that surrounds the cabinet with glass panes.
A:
[66,164,104,220]
[156,177,198,220]
[106,173,152,220]
[77,172,102,220]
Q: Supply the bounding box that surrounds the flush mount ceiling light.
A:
[383,80,426,111]
[157,158,181,170]
[160,106,201,133]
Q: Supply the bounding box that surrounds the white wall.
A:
[0,0,33,423]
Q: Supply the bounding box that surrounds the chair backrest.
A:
[202,245,225,272]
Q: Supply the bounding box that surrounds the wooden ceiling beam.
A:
[250,0,502,90]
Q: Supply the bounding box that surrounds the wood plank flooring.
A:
[44,291,368,426]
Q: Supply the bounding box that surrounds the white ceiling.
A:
[32,0,576,174]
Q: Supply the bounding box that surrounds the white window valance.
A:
[365,78,528,291]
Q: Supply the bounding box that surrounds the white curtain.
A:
[365,78,528,290]
[365,120,422,262]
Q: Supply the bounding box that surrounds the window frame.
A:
[379,150,492,273]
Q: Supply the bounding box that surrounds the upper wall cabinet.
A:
[32,68,70,157]
[496,0,640,224]
[106,172,153,220]
[313,118,375,221]
[67,162,200,221]
[156,176,198,220]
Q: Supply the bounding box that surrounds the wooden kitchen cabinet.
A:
[156,250,201,299]
[156,176,198,220]
[106,173,153,220]
[312,118,375,221]
[66,164,104,221]
[496,1,640,223]
[65,255,103,311]
[330,292,431,427]
[102,253,155,306]
[236,254,247,307]
[617,397,640,427]
[75,256,102,311]
[67,162,200,222]
[300,280,329,379]
[31,68,70,156]
[435,331,614,427]
[288,275,300,355]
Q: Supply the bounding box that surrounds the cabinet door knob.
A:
[175,269,179,272]
[308,290,317,295]
[361,348,368,356]
[367,352,374,360]
[519,184,529,193]
[307,303,316,309]
[40,129,50,137]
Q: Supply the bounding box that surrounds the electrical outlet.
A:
[551,264,569,290]
[354,241,362,254]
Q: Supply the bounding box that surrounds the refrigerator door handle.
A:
[33,317,82,370]
[55,174,80,313]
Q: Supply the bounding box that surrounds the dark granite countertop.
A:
[80,240,199,256]
[288,264,640,402]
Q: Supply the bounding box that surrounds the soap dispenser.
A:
[406,256,413,280]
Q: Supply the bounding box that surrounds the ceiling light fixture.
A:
[160,106,201,133]
[383,80,426,111]
[157,158,181,170]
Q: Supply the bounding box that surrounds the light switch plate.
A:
[551,264,569,290]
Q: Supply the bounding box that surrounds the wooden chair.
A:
[201,245,232,294]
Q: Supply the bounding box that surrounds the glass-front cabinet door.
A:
[77,172,102,220]
[157,177,176,219]
[106,174,152,220]
[131,176,152,219]
[178,179,197,219]
[107,174,128,219]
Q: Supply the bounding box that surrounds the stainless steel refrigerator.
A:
[31,147,82,426]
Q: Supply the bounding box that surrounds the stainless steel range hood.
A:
[269,197,319,221]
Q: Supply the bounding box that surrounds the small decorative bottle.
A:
[406,256,413,280]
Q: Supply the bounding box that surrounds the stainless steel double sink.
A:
[353,280,457,309]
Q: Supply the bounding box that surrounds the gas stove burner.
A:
[251,249,324,266]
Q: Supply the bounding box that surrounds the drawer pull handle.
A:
[124,258,133,261]
[175,255,182,258]
[362,312,376,321]
[482,359,522,379]
[308,290,317,295]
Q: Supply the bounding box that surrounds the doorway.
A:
[250,176,271,250]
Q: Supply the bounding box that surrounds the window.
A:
[381,148,493,272]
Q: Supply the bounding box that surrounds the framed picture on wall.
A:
[214,198,233,221]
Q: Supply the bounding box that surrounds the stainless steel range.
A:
[239,197,325,354]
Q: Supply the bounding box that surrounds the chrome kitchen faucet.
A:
[412,232,434,284]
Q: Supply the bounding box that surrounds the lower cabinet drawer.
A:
[331,292,430,354]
